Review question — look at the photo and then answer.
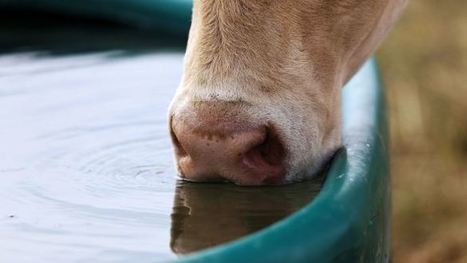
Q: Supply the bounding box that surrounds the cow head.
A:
[169,0,406,185]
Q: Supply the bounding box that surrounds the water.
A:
[0,52,181,262]
[0,13,322,263]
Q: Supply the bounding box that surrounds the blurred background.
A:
[378,0,467,262]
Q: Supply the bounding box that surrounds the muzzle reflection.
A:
[170,177,324,254]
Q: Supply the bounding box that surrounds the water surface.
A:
[0,52,182,262]
[0,14,323,263]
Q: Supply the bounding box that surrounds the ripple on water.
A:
[0,51,324,262]
[0,52,184,262]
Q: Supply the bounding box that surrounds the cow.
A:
[169,0,407,185]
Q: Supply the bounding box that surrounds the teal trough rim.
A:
[175,59,390,263]
[0,1,391,262]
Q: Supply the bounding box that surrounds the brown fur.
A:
[170,0,407,184]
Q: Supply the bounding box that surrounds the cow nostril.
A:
[259,127,285,165]
[243,126,285,171]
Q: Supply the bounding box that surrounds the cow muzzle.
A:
[170,102,286,185]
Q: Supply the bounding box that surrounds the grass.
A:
[377,0,467,262]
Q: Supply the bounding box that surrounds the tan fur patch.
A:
[170,0,407,183]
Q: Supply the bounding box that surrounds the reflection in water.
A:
[170,178,323,254]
